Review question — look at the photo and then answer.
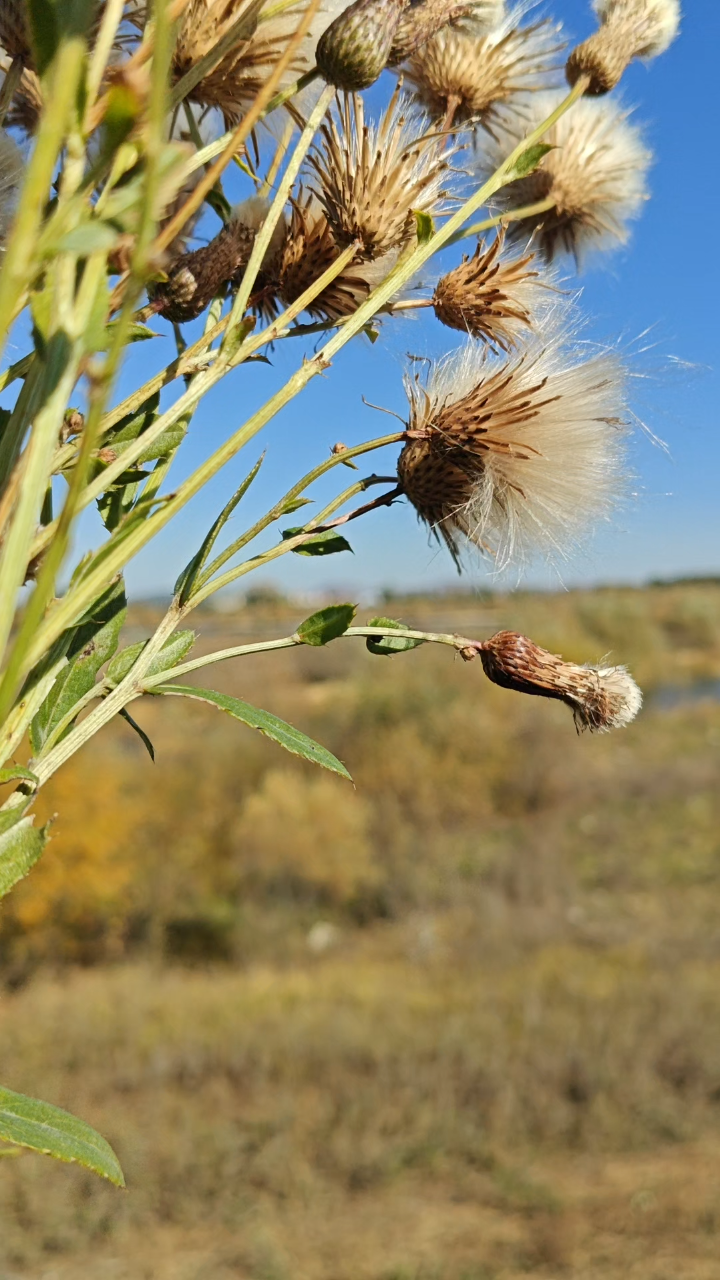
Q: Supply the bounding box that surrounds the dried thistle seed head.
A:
[267,192,399,320]
[387,0,502,65]
[480,630,642,731]
[484,92,651,263]
[405,14,563,128]
[0,128,23,243]
[165,0,341,125]
[398,319,628,570]
[316,0,407,90]
[149,218,256,323]
[309,88,456,260]
[0,0,36,64]
[432,231,554,351]
[567,0,680,94]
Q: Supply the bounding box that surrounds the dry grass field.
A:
[1,581,720,1279]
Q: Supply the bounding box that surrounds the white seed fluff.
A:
[594,0,681,57]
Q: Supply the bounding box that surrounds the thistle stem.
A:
[314,484,403,531]
[446,196,557,247]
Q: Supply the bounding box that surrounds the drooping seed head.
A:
[398,316,629,570]
[567,0,681,94]
[149,218,256,323]
[405,13,564,130]
[432,230,556,351]
[480,630,642,730]
[309,86,457,260]
[483,92,651,264]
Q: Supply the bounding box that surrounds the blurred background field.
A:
[2,580,720,1279]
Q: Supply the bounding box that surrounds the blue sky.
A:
[82,0,720,599]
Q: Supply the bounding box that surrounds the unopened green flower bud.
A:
[316,0,409,90]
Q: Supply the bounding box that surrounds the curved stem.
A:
[445,196,556,248]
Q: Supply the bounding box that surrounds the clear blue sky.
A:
[87,0,720,599]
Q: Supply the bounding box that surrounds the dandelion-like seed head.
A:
[398,317,628,570]
[309,87,457,260]
[484,92,651,263]
[405,14,564,129]
[480,630,642,731]
[432,230,555,351]
[567,0,681,93]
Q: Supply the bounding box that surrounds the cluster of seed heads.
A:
[0,0,681,728]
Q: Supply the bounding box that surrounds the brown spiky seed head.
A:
[387,0,497,65]
[480,630,642,731]
[484,92,651,264]
[316,0,407,89]
[432,231,550,350]
[309,87,455,260]
[405,17,564,128]
[267,192,399,321]
[397,319,628,570]
[0,0,35,64]
[150,219,256,323]
[567,0,680,94]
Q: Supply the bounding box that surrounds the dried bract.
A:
[316,0,406,89]
[0,0,35,65]
[567,0,681,94]
[388,0,505,65]
[432,231,553,350]
[309,88,455,260]
[264,192,398,321]
[406,15,564,129]
[397,321,628,569]
[480,630,642,731]
[484,92,651,263]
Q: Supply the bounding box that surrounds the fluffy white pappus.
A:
[482,91,651,264]
[0,129,23,243]
[594,0,680,56]
[403,316,629,572]
[451,0,507,37]
[232,193,288,262]
[582,663,643,730]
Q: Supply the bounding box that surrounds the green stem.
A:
[444,196,557,248]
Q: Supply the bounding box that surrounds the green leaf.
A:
[280,496,313,515]
[56,222,120,255]
[0,817,48,900]
[119,708,155,761]
[296,603,356,647]
[366,617,425,657]
[107,630,195,686]
[27,0,96,76]
[413,210,434,244]
[0,1085,124,1186]
[0,766,39,787]
[508,143,554,180]
[154,685,351,780]
[174,456,264,604]
[30,581,127,753]
[282,528,353,557]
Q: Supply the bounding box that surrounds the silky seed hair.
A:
[0,129,23,244]
[432,229,557,351]
[308,85,458,260]
[567,0,680,94]
[405,11,564,131]
[480,630,642,731]
[483,91,651,263]
[398,317,628,570]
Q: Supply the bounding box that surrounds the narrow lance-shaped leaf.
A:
[296,603,357,647]
[507,143,555,181]
[153,685,351,781]
[0,1085,125,1187]
[107,630,195,686]
[175,456,264,604]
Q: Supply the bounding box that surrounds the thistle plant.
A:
[0,0,679,1185]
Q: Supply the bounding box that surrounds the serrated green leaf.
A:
[107,630,195,686]
[414,210,434,244]
[175,456,265,605]
[282,528,353,557]
[154,685,351,780]
[30,582,127,753]
[296,603,357,647]
[508,142,554,180]
[0,1086,124,1186]
[0,817,48,900]
[0,766,39,786]
[366,617,425,657]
